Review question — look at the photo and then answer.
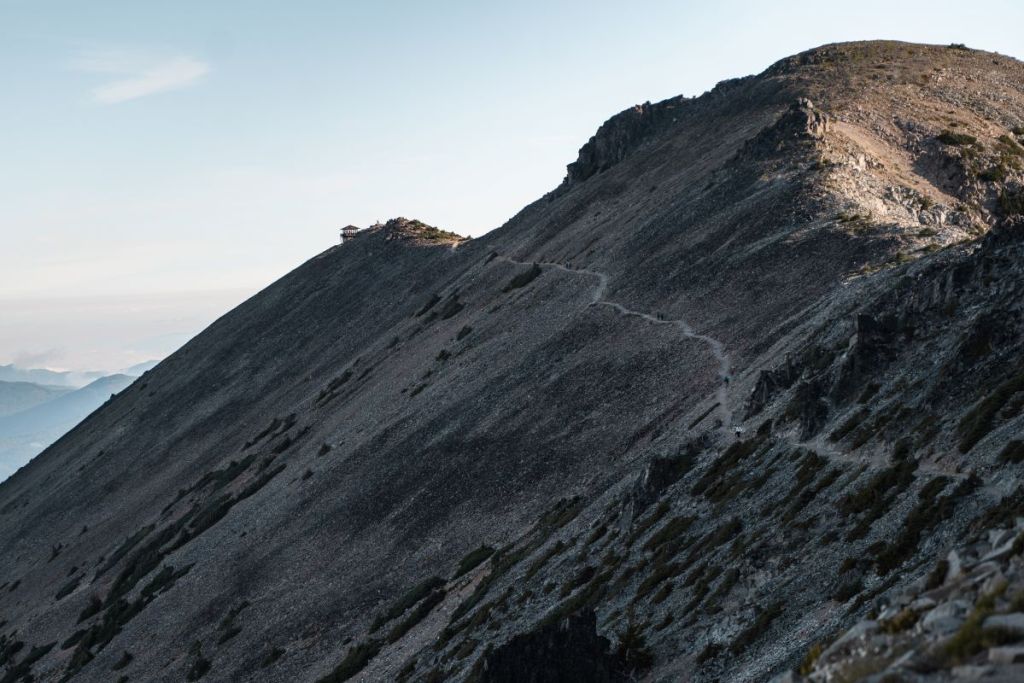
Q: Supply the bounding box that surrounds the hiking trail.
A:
[497,256,734,432]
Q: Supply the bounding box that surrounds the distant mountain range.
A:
[0,380,71,417]
[0,359,158,388]
[0,363,156,480]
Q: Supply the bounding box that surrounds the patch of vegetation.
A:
[996,134,1024,159]
[260,646,285,668]
[452,547,494,580]
[615,621,655,675]
[587,523,608,545]
[980,164,1009,182]
[216,601,250,644]
[416,294,441,317]
[502,264,543,292]
[792,450,827,491]
[408,222,464,242]
[643,515,696,553]
[545,569,616,629]
[316,639,383,683]
[729,602,783,654]
[315,371,354,404]
[536,497,584,534]
[857,382,882,404]
[875,475,977,574]
[998,440,1024,464]
[625,501,670,546]
[696,642,722,666]
[55,576,81,601]
[186,643,211,681]
[96,525,155,577]
[112,650,133,671]
[937,130,977,146]
[636,559,683,599]
[437,295,464,320]
[387,588,446,644]
[63,564,196,677]
[833,576,863,602]
[943,583,1013,664]
[522,540,566,583]
[0,636,25,668]
[682,518,743,568]
[651,582,673,604]
[688,402,719,429]
[77,596,102,623]
[830,408,870,442]
[704,568,740,613]
[561,566,598,597]
[244,414,297,449]
[799,643,823,676]
[925,558,949,590]
[838,459,916,526]
[456,326,473,341]
[972,485,1024,532]
[957,368,1024,452]
[690,436,766,500]
[837,211,869,224]
[0,641,55,683]
[372,576,446,631]
[881,608,918,634]
[446,545,529,628]
[999,189,1024,216]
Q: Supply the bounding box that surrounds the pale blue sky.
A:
[2,0,1022,370]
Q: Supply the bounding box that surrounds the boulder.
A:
[819,620,879,662]
[983,613,1024,637]
[922,600,970,635]
[988,646,1024,665]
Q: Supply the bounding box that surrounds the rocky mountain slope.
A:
[2,41,1024,682]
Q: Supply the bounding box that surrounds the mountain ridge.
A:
[1,40,1024,682]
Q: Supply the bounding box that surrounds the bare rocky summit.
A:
[2,41,1024,682]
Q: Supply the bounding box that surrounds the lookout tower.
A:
[340,225,360,244]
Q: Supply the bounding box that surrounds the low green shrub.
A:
[372,576,446,631]
[957,369,1024,452]
[317,640,383,682]
[502,264,542,292]
[729,602,783,654]
[998,440,1024,464]
[387,589,446,643]
[453,546,494,580]
[616,621,654,674]
[937,130,977,146]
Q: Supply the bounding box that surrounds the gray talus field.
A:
[2,41,1024,682]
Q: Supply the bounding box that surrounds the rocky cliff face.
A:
[2,41,1024,683]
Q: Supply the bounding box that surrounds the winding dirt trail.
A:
[497,256,734,431]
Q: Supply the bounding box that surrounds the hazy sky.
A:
[2,0,1022,370]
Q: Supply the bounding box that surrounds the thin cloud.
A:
[73,50,209,104]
